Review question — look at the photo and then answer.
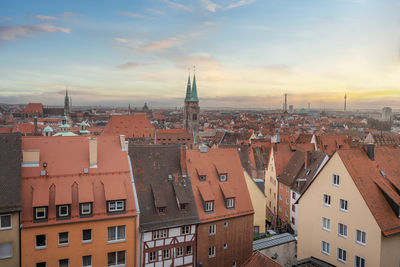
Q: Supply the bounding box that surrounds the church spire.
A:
[190,70,199,102]
[185,72,191,102]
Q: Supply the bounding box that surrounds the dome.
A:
[43,126,53,132]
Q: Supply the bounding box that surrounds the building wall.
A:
[0,212,20,267]
[290,191,300,234]
[21,216,136,267]
[196,215,253,267]
[380,233,400,267]
[265,150,278,225]
[184,102,200,141]
[259,241,297,266]
[277,182,291,225]
[297,153,382,267]
[243,171,266,234]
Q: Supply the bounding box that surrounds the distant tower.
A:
[284,93,288,113]
[344,93,347,111]
[184,69,200,143]
[64,89,70,116]
[308,103,310,111]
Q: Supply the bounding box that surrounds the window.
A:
[321,241,330,255]
[108,200,125,213]
[355,256,366,267]
[337,248,346,263]
[35,234,46,249]
[356,230,366,245]
[186,245,192,255]
[224,222,229,228]
[280,184,283,189]
[279,206,282,212]
[82,255,92,267]
[58,205,69,217]
[107,251,125,266]
[163,249,170,259]
[0,214,11,230]
[58,232,69,246]
[181,225,190,235]
[82,229,92,243]
[208,246,216,258]
[177,247,183,257]
[322,217,330,231]
[285,210,288,217]
[286,186,289,192]
[34,207,47,220]
[292,192,296,199]
[323,194,331,206]
[338,223,347,238]
[209,224,216,235]
[199,175,206,181]
[340,199,348,212]
[291,217,295,225]
[59,259,69,267]
[286,198,289,205]
[153,229,167,239]
[219,174,227,182]
[292,204,295,212]
[108,226,126,242]
[180,203,187,210]
[226,198,235,209]
[149,251,156,262]
[158,207,166,214]
[332,174,340,186]
[80,203,92,216]
[233,262,237,267]
[279,194,282,200]
[0,242,12,259]
[205,201,214,212]
[36,263,46,267]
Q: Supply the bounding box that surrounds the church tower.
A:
[64,89,70,116]
[184,72,200,143]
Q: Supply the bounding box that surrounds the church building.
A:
[184,74,200,143]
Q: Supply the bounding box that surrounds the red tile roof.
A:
[0,128,12,133]
[24,103,43,115]
[241,251,282,267]
[102,113,154,139]
[12,123,35,134]
[186,148,254,223]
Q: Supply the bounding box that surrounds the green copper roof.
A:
[184,74,191,101]
[190,74,199,102]
[44,126,53,132]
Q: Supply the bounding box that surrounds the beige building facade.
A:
[0,212,20,267]
[244,171,266,234]
[265,149,278,224]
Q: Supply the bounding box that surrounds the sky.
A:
[1,0,400,109]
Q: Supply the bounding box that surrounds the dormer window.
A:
[205,201,214,212]
[57,205,70,218]
[80,203,92,217]
[34,207,48,221]
[180,203,187,210]
[199,175,206,181]
[226,198,235,209]
[158,207,166,214]
[108,200,125,213]
[219,174,227,182]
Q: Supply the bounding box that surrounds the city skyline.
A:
[1,0,400,109]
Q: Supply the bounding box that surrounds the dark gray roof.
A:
[253,233,296,251]
[291,257,336,267]
[0,133,22,213]
[253,179,265,194]
[129,144,199,231]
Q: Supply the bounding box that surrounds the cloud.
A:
[118,11,155,20]
[61,12,78,18]
[114,37,129,43]
[134,37,182,52]
[1,17,13,22]
[116,62,157,70]
[225,0,256,10]
[0,24,71,42]
[164,0,191,11]
[200,0,221,12]
[31,15,58,21]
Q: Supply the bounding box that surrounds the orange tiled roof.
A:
[24,103,43,114]
[0,127,12,133]
[12,123,35,134]
[241,251,282,267]
[186,148,254,223]
[102,113,154,139]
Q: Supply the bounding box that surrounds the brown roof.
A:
[186,148,254,223]
[338,147,400,236]
[0,133,22,213]
[24,103,43,114]
[103,113,154,139]
[13,123,35,134]
[241,251,282,267]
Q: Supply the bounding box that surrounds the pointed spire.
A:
[66,88,68,97]
[190,66,199,102]
[185,71,192,102]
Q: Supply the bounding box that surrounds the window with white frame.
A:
[208,246,216,258]
[153,229,167,239]
[59,259,69,267]
[107,251,125,266]
[292,204,295,212]
[356,230,366,245]
[332,174,340,186]
[337,248,346,263]
[35,234,46,249]
[34,207,47,220]
[186,245,192,255]
[209,224,216,235]
[80,203,92,216]
[233,261,237,267]
[322,217,330,231]
[226,198,235,209]
[107,226,126,242]
[0,242,12,259]
[338,223,347,238]
[177,247,183,257]
[0,214,11,230]
[58,232,69,246]
[355,256,366,267]
[323,194,331,206]
[321,241,330,255]
[219,174,227,182]
[205,201,214,212]
[181,225,190,235]
[82,229,92,243]
[57,205,69,217]
[149,251,157,262]
[340,199,348,212]
[224,243,228,249]
[163,249,170,259]
[108,200,125,213]
[224,222,229,227]
[82,255,92,267]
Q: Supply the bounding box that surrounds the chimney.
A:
[89,137,98,168]
[119,135,126,151]
[305,151,310,169]
[34,116,38,136]
[199,144,208,153]
[180,146,187,175]
[364,133,375,161]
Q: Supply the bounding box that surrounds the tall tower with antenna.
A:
[284,93,288,113]
[344,93,347,111]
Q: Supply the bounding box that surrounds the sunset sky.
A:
[1,0,400,109]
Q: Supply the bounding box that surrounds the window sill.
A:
[355,241,366,246]
[58,243,69,247]
[107,239,126,244]
[337,259,346,264]
[35,246,47,250]
[323,204,330,207]
[339,209,348,213]
[321,251,330,256]
[322,228,330,232]
[338,234,347,239]
[82,240,92,244]
[0,227,12,231]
